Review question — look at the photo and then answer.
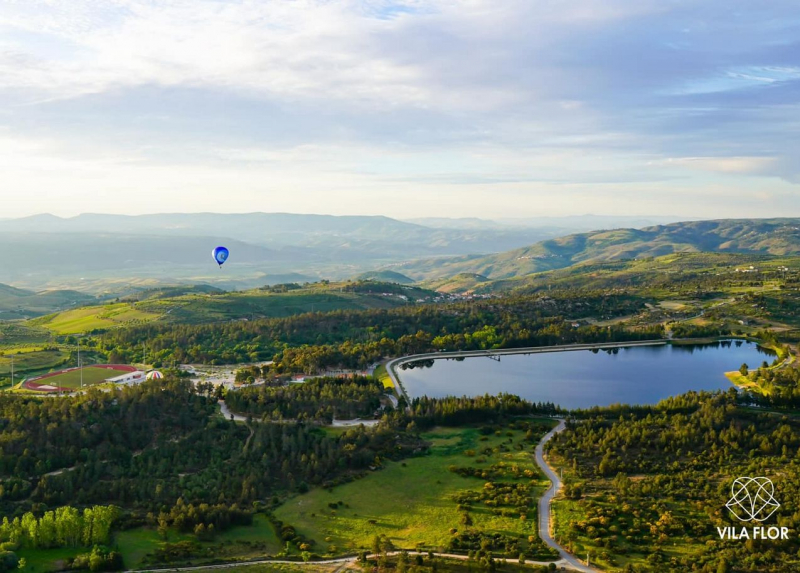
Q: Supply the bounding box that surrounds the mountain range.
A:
[392,218,800,281]
[0,212,573,291]
[2,214,798,296]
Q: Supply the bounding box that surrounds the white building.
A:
[106,371,146,385]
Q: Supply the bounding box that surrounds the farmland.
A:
[0,348,69,377]
[32,303,162,335]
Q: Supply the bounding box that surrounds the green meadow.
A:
[274,422,556,555]
[33,303,162,335]
[18,514,283,573]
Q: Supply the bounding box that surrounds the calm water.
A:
[398,340,774,409]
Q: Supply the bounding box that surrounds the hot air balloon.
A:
[146,370,164,380]
[212,246,230,268]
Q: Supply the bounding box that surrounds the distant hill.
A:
[395,218,800,281]
[423,273,491,293]
[0,283,95,319]
[464,252,800,295]
[354,270,415,284]
[30,280,440,333]
[1,212,561,258]
[0,212,567,291]
[120,284,225,302]
[407,214,687,231]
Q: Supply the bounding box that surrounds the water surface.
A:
[398,340,773,409]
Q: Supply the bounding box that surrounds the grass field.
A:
[139,288,416,324]
[115,514,282,569]
[25,365,134,390]
[274,422,556,555]
[16,546,83,573]
[34,303,162,334]
[373,364,395,390]
[25,283,425,333]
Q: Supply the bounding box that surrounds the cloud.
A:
[0,0,799,217]
[662,156,778,175]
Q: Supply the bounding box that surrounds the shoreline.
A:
[386,337,750,404]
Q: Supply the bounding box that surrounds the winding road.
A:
[209,406,600,572]
[535,420,601,572]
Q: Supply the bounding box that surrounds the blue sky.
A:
[1,0,799,219]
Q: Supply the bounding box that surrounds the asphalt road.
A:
[127,549,584,573]
[219,400,381,427]
[535,419,602,572]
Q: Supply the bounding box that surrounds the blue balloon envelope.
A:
[212,246,230,267]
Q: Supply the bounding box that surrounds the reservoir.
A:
[396,340,774,409]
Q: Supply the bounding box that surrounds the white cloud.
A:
[663,156,778,175]
[0,0,799,218]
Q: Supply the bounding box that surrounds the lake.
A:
[397,340,774,409]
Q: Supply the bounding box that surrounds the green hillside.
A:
[396,218,800,281]
[422,273,491,293]
[30,281,438,334]
[471,252,800,294]
[0,283,95,319]
[353,270,414,284]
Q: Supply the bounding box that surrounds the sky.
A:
[1,0,799,220]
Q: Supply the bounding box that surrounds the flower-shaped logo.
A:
[725,477,780,522]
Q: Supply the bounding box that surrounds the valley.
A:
[1,216,800,573]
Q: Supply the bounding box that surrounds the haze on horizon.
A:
[1,1,799,220]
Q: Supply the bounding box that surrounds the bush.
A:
[0,551,19,573]
[69,546,123,572]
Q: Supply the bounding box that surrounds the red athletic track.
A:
[22,364,138,393]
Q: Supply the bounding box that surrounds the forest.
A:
[0,379,423,517]
[98,292,659,371]
[546,390,800,572]
[225,375,385,422]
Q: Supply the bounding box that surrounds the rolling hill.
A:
[0,283,95,319]
[0,213,568,291]
[353,270,415,284]
[29,281,441,334]
[396,218,800,282]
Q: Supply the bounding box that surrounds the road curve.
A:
[218,400,248,422]
[535,420,602,573]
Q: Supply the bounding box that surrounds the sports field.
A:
[23,364,137,392]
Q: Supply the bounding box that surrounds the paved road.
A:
[330,417,379,427]
[127,549,585,573]
[219,401,381,428]
[218,400,248,422]
[535,420,602,573]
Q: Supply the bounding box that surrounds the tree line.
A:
[98,292,657,370]
[0,505,117,549]
[226,375,385,422]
